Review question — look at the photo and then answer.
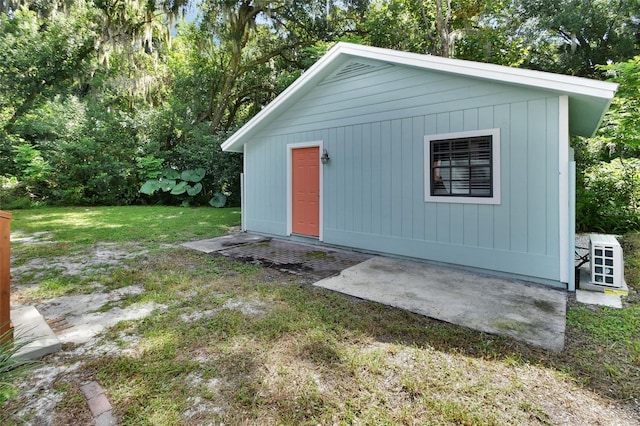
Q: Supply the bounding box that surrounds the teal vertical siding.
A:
[412,116,425,241]
[493,104,511,252]
[244,137,288,235]
[510,101,528,254]
[527,98,548,255]
[243,64,564,284]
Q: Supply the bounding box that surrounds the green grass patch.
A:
[37,275,87,298]
[303,250,334,260]
[9,206,240,245]
[567,305,640,344]
[8,206,240,300]
[621,234,640,306]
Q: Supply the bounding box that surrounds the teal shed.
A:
[222,42,617,290]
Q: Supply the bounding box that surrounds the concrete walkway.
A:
[315,257,567,351]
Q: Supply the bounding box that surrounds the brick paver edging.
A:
[80,381,117,426]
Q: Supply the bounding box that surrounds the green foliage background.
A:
[1,0,640,231]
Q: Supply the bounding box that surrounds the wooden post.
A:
[0,210,12,342]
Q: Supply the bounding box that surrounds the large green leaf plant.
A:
[140,168,227,207]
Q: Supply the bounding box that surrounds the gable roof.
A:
[222,42,618,152]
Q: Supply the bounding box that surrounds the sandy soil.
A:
[7,238,161,425]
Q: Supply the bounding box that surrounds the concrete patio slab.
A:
[576,290,623,309]
[10,305,61,361]
[315,257,567,351]
[180,233,270,253]
[573,265,626,308]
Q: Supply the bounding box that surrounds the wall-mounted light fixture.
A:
[320,149,330,164]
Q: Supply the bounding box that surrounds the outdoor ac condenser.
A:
[590,234,624,288]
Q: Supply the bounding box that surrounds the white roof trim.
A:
[335,43,617,99]
[222,42,618,152]
[222,44,347,152]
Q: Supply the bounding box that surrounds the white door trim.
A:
[287,141,324,241]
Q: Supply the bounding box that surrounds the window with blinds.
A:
[424,128,501,205]
[431,135,493,197]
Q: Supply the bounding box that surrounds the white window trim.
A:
[287,141,324,241]
[424,128,501,205]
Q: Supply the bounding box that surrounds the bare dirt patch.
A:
[5,234,158,424]
[7,286,165,425]
[11,242,148,280]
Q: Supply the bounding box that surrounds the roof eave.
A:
[222,42,618,152]
[221,46,349,153]
[336,43,618,100]
[569,94,617,138]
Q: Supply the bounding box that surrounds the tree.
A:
[190,0,369,132]
[591,57,640,157]
[514,0,640,77]
[0,5,97,132]
[364,0,427,53]
[572,56,640,232]
[363,0,524,64]
[452,0,530,66]
[89,0,192,110]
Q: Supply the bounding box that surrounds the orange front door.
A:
[292,147,320,237]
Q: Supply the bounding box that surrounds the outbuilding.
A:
[222,42,617,290]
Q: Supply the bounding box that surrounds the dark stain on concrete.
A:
[216,239,370,280]
[534,299,557,314]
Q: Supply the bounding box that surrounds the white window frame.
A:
[424,128,501,205]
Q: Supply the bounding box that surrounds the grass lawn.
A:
[9,205,241,244]
[2,206,639,425]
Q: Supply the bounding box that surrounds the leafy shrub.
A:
[139,168,228,207]
[0,177,33,210]
[12,143,52,197]
[5,95,242,207]
[8,97,144,206]
[136,155,164,181]
[0,131,20,178]
[577,158,640,233]
[171,124,242,206]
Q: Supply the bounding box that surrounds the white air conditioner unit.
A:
[590,234,624,288]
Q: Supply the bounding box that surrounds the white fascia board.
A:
[221,46,347,152]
